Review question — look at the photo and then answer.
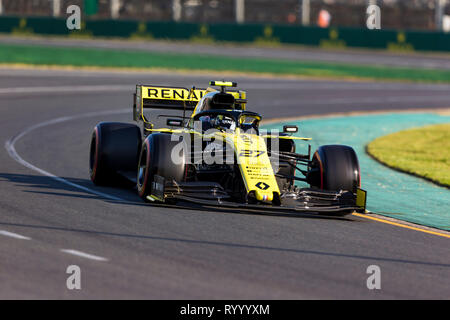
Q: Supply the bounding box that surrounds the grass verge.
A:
[366,123,450,188]
[2,43,450,83]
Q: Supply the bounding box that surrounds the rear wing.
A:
[133,85,247,121]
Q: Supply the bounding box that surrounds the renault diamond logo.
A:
[255,182,270,190]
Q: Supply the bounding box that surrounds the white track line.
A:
[61,249,109,262]
[0,85,131,95]
[0,230,31,240]
[5,109,129,202]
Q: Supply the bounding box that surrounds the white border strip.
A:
[61,249,109,261]
[0,230,31,240]
[0,85,131,95]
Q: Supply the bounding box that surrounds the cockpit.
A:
[191,89,260,133]
[198,114,236,131]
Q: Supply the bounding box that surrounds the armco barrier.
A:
[1,16,450,53]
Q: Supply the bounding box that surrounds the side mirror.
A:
[283,125,298,133]
[166,118,183,127]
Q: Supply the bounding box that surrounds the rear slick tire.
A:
[89,122,141,186]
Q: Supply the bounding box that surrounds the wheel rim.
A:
[137,144,148,190]
[89,129,98,178]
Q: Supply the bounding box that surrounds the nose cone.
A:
[255,190,273,203]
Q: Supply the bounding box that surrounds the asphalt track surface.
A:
[1,67,450,299]
[2,35,450,70]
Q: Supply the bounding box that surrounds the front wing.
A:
[148,176,366,216]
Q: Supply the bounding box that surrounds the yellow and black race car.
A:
[89,81,366,215]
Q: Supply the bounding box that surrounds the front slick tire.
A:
[309,145,361,193]
[137,133,186,202]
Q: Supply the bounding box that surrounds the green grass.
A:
[2,43,450,83]
[367,123,450,187]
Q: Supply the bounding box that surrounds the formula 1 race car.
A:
[89,81,367,215]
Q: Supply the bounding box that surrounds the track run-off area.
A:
[0,67,449,299]
[264,112,450,231]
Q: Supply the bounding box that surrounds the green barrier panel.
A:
[272,25,328,46]
[0,16,20,33]
[330,27,393,49]
[86,19,139,38]
[405,30,450,52]
[82,20,200,40]
[1,16,69,36]
[208,23,266,43]
[1,16,450,53]
[146,21,199,40]
[25,16,69,35]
